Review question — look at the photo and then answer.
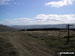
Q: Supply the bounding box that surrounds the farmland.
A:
[0,30,75,56]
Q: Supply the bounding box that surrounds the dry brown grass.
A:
[0,30,75,56]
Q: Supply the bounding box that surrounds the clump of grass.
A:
[0,37,19,56]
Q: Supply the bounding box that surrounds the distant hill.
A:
[11,24,75,30]
[0,25,15,31]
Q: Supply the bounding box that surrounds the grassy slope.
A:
[24,31,75,55]
[0,30,75,56]
[0,32,19,56]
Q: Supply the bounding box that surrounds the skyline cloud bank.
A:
[0,14,75,25]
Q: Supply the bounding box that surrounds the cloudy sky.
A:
[0,0,75,25]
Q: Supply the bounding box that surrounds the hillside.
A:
[0,30,75,56]
[0,25,15,31]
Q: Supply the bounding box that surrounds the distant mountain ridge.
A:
[0,24,75,31]
[0,24,15,31]
[10,24,75,30]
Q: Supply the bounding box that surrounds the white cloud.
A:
[35,14,75,24]
[0,14,75,25]
[0,18,34,25]
[45,0,75,8]
[0,0,13,5]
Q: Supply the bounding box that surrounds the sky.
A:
[0,0,75,25]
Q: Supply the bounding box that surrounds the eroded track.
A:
[8,32,53,56]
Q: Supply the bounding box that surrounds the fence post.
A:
[66,24,73,44]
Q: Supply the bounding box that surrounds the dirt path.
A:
[8,32,53,56]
